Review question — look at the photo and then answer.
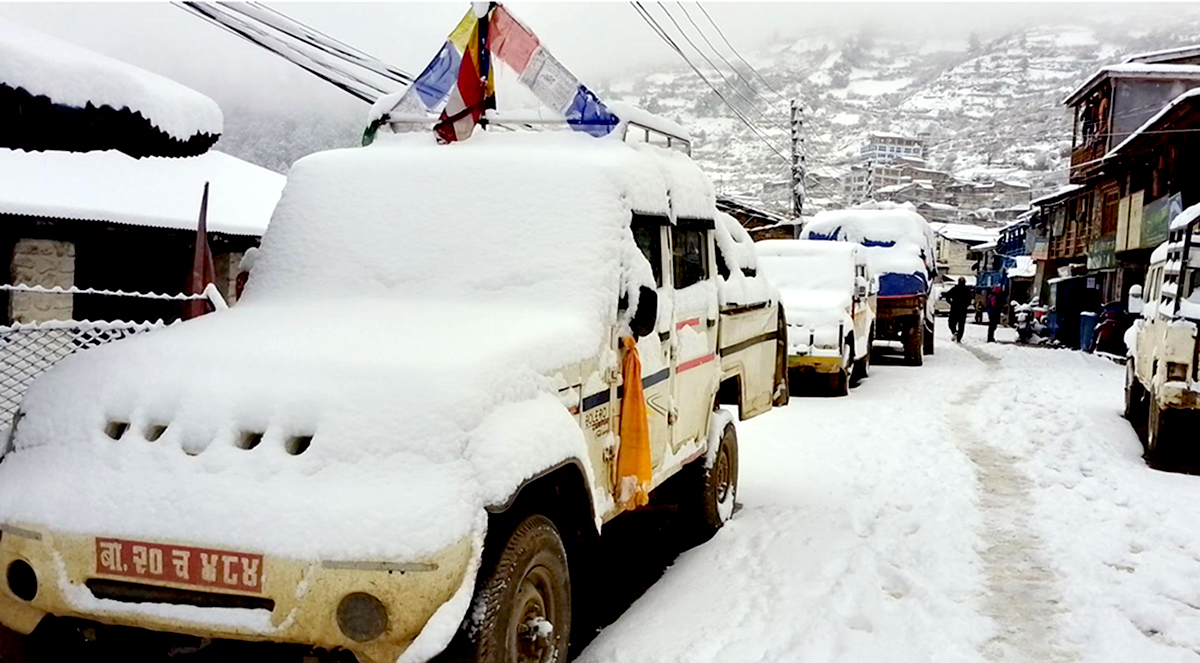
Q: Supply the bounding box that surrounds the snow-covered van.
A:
[1124,205,1200,461]
[756,240,877,396]
[801,203,937,366]
[0,129,785,662]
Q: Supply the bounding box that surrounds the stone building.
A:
[0,18,283,324]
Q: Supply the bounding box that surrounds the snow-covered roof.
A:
[1032,184,1084,206]
[1063,63,1200,106]
[1007,255,1036,278]
[1123,44,1200,65]
[0,148,284,236]
[973,239,998,252]
[918,202,957,211]
[1104,87,1200,161]
[607,101,691,143]
[931,222,998,244]
[0,18,222,142]
[868,131,921,142]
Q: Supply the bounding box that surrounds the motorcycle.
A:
[1090,301,1133,355]
[1015,304,1047,344]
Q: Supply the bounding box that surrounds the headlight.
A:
[1166,362,1190,382]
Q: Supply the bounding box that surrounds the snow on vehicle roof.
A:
[247,130,696,312]
[0,18,222,141]
[0,148,284,236]
[800,203,935,278]
[1171,201,1200,231]
[713,212,774,308]
[608,100,691,143]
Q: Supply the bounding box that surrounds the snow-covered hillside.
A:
[596,13,1200,213]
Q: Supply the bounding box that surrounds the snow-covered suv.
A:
[1124,206,1200,461]
[0,129,783,662]
[757,239,877,396]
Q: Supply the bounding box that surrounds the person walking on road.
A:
[986,286,1002,343]
[944,277,972,342]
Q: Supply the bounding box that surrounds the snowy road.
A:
[580,322,1200,663]
[3,322,1200,662]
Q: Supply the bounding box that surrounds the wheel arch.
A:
[485,458,600,545]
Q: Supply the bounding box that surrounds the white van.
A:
[756,240,877,395]
[1124,206,1200,461]
[0,127,783,662]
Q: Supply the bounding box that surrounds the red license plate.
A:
[95,538,263,594]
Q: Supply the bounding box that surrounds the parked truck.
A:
[1124,206,1200,462]
[801,204,937,366]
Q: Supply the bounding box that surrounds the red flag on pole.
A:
[184,182,216,320]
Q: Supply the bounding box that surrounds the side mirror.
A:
[1128,284,1144,315]
[855,276,868,299]
[630,286,658,338]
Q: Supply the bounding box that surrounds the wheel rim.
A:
[510,565,558,663]
[714,444,733,506]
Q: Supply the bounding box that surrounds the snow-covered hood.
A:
[0,298,603,561]
[779,288,853,352]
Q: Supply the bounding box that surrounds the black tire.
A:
[461,515,571,663]
[907,322,925,367]
[923,318,935,355]
[682,420,738,543]
[773,306,790,407]
[1147,399,1173,463]
[851,332,870,384]
[1124,362,1145,425]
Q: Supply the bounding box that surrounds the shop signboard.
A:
[1116,195,1130,251]
[1141,192,1182,249]
[1087,233,1117,270]
[1128,190,1144,248]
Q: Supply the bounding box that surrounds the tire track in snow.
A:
[950,341,1078,663]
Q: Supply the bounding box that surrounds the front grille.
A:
[86,579,275,611]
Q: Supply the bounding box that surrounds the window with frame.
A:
[672,226,710,289]
[632,215,665,287]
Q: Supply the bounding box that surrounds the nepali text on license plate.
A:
[95,538,263,593]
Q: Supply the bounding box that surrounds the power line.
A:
[654,3,787,132]
[675,3,787,119]
[695,3,789,109]
[176,2,380,103]
[630,2,789,164]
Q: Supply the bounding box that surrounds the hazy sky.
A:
[0,2,1170,117]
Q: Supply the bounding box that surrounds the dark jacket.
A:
[945,283,973,315]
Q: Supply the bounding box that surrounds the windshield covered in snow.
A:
[244,132,674,326]
[756,241,855,295]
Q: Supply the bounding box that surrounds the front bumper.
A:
[1158,381,1200,410]
[0,525,472,662]
[788,353,843,374]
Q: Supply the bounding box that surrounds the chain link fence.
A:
[0,284,225,424]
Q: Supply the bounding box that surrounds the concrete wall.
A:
[9,238,75,324]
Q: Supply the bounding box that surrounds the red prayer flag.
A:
[184,182,217,320]
[489,5,539,74]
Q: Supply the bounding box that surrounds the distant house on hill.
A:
[0,18,284,324]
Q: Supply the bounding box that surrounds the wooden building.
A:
[0,18,283,324]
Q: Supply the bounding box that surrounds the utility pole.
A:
[864,159,875,203]
[791,99,806,217]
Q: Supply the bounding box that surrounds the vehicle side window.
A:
[672,227,709,289]
[632,216,664,288]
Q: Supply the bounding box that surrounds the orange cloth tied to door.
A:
[616,336,651,510]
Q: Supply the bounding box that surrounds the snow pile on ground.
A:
[800,204,935,295]
[0,148,283,236]
[0,17,222,140]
